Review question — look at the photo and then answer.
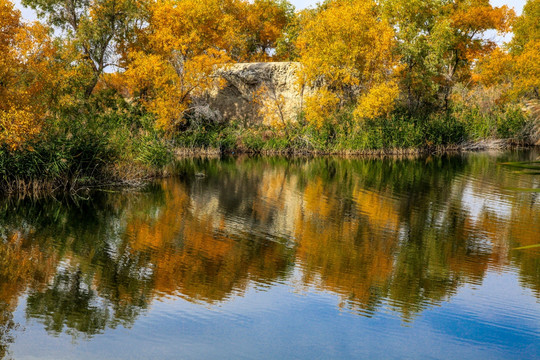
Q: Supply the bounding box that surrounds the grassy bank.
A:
[174,106,534,155]
[1,95,536,196]
[0,94,174,196]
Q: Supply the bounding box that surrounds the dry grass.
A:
[176,139,529,158]
[0,161,170,198]
[174,147,222,157]
[525,100,540,145]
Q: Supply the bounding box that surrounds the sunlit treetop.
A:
[22,0,141,96]
[475,0,539,100]
[510,0,540,54]
[380,0,515,109]
[296,0,399,124]
[0,0,20,50]
[239,0,295,61]
[0,0,61,150]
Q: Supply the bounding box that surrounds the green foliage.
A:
[510,0,540,55]
[450,103,529,140]
[0,88,173,193]
[172,107,527,154]
[381,0,514,111]
[135,135,172,167]
[22,0,141,97]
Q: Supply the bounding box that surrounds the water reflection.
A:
[0,150,539,352]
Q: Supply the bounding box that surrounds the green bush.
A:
[170,103,530,155]
[0,90,174,193]
[135,136,173,167]
[3,85,531,194]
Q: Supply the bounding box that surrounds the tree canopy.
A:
[1,0,539,148]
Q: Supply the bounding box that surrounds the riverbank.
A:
[0,108,174,197]
[175,139,534,157]
[5,142,536,198]
[173,111,536,156]
[2,105,537,197]
[0,161,171,197]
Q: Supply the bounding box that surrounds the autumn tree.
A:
[510,0,540,98]
[0,0,59,150]
[510,0,540,54]
[474,0,539,101]
[297,0,399,127]
[22,0,141,97]
[382,0,515,111]
[238,0,295,61]
[124,0,245,132]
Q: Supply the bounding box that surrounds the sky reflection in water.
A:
[1,150,539,359]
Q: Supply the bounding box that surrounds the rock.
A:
[524,100,540,145]
[189,104,223,125]
[201,62,309,125]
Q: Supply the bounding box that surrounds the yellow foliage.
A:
[239,0,293,61]
[0,108,41,151]
[475,39,539,101]
[449,4,514,66]
[297,0,398,124]
[0,0,19,50]
[474,48,513,87]
[298,0,396,88]
[510,0,540,54]
[257,84,289,128]
[354,81,400,120]
[513,41,540,97]
[304,88,340,128]
[124,0,238,132]
[0,0,58,150]
[451,3,514,38]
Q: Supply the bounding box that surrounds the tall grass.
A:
[172,103,532,155]
[0,90,174,195]
[1,87,534,195]
[525,100,540,145]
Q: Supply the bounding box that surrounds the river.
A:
[1,150,539,359]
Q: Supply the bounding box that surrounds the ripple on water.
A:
[4,150,540,360]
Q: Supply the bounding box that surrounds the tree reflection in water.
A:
[0,151,538,348]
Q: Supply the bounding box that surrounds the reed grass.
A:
[2,89,536,196]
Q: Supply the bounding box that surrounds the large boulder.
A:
[202,62,307,125]
[526,100,540,145]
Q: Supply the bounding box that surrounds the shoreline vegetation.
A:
[1,140,538,196]
[3,133,536,197]
[175,141,536,158]
[1,0,539,196]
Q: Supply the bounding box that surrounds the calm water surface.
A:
[1,150,539,359]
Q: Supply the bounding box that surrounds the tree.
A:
[124,0,243,132]
[296,0,398,126]
[23,0,140,97]
[238,0,295,61]
[0,0,58,150]
[510,0,540,98]
[510,0,540,55]
[475,0,539,100]
[382,0,515,111]
[122,0,296,131]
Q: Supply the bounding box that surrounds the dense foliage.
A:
[0,0,539,192]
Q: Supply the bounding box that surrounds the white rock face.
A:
[526,101,540,145]
[202,62,307,125]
